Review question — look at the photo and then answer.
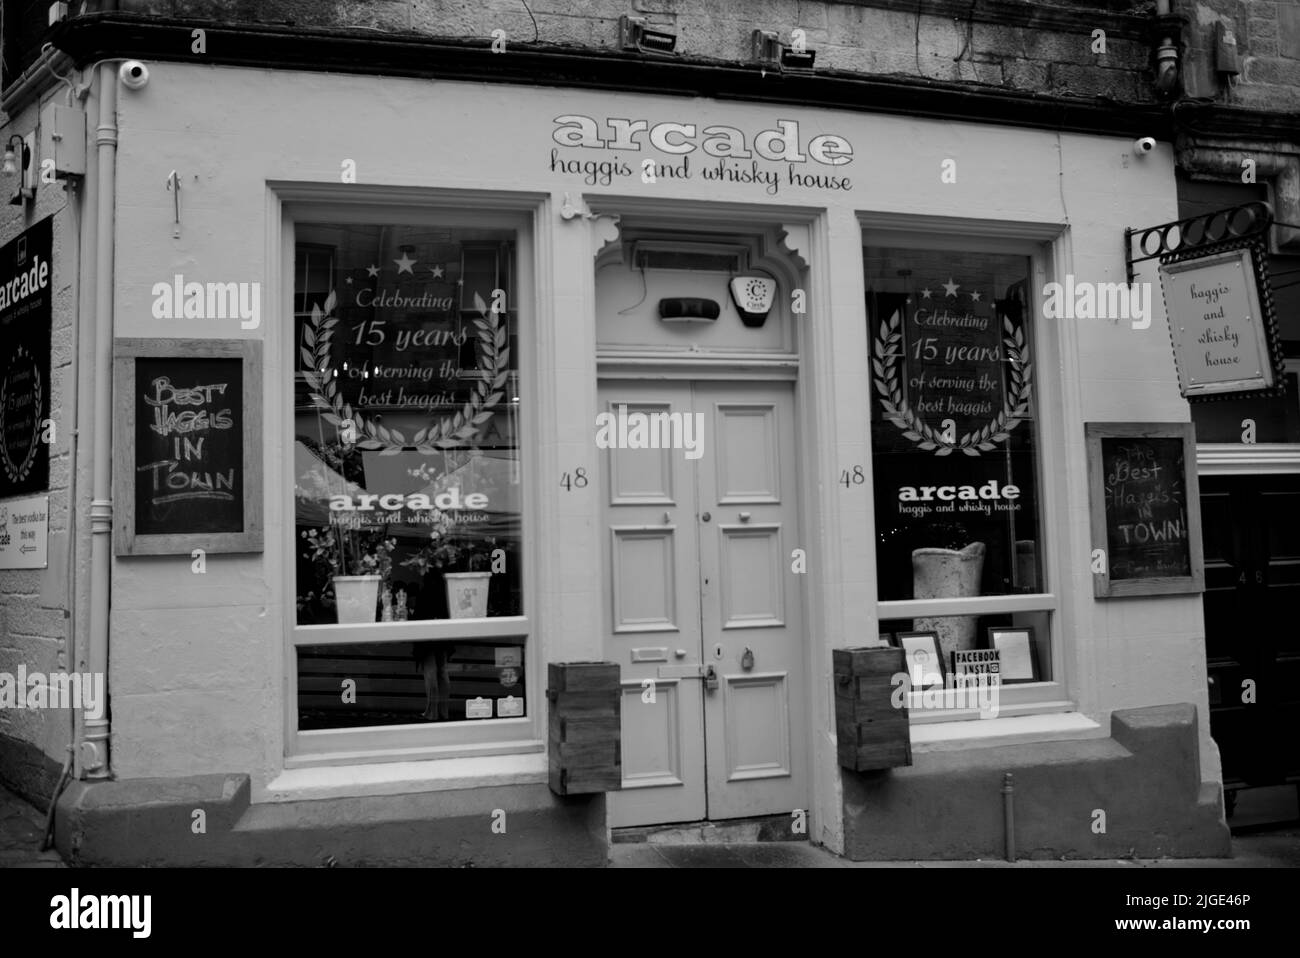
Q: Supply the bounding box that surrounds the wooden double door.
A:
[1200,473,1300,791]
[598,379,807,828]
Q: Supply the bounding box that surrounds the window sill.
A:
[263,750,548,802]
[911,710,1103,753]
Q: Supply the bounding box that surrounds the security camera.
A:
[1134,136,1157,155]
[119,61,149,90]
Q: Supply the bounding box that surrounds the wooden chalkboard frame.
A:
[1085,422,1204,598]
[113,338,263,556]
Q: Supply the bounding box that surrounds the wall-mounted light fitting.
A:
[3,134,35,205]
[752,30,816,71]
[620,15,677,54]
[2,135,29,177]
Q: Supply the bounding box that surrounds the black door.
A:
[1201,474,1300,789]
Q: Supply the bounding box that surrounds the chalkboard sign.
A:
[114,339,262,555]
[1085,422,1204,597]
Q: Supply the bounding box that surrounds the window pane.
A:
[882,610,1052,686]
[866,246,1046,615]
[297,639,527,729]
[293,223,522,625]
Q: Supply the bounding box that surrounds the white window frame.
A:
[860,216,1074,722]
[274,187,544,767]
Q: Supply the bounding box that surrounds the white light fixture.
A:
[2,135,25,176]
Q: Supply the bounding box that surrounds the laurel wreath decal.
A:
[300,289,510,456]
[0,355,42,483]
[872,312,1032,457]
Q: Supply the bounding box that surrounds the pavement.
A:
[0,786,67,868]
[607,829,1300,867]
[2,783,1295,868]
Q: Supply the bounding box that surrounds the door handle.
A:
[701,512,711,523]
[739,512,751,523]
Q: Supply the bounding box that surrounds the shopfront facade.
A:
[0,4,1248,864]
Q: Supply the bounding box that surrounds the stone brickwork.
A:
[0,86,81,806]
[1180,0,1300,111]
[106,0,1159,102]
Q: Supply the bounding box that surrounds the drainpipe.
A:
[1151,1,1185,100]
[80,59,116,780]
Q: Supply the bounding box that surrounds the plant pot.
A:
[334,574,382,624]
[445,571,492,619]
[911,542,986,662]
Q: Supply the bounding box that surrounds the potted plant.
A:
[301,525,397,624]
[401,510,498,619]
[911,520,985,661]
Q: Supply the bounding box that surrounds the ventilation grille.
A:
[630,241,748,273]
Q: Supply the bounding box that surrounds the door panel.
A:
[697,383,806,820]
[601,383,706,827]
[600,379,806,827]
[1201,474,1300,786]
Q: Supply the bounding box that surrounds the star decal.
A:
[921,288,933,299]
[394,252,416,274]
[345,277,353,285]
[969,290,981,302]
[430,264,445,279]
[942,278,960,298]
[366,264,380,278]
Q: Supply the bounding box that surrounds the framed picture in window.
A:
[988,627,1038,683]
[897,630,945,690]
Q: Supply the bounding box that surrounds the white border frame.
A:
[269,184,549,768]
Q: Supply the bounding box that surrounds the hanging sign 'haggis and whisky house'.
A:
[1129,201,1285,402]
[1159,247,1281,399]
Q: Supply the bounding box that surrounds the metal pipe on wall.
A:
[1002,772,1016,862]
[80,59,117,780]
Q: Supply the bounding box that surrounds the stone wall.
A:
[0,86,81,806]
[1179,0,1300,112]
[105,0,1160,102]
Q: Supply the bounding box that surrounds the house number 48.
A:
[560,469,589,490]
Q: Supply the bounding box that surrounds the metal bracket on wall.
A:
[1124,200,1273,286]
[166,170,181,238]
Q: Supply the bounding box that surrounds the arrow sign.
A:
[0,494,48,569]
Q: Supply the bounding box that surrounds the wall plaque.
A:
[0,494,48,569]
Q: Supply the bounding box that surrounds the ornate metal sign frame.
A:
[1126,201,1285,403]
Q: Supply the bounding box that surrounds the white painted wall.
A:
[108,63,1218,802]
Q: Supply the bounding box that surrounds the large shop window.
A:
[866,244,1057,715]
[291,218,527,740]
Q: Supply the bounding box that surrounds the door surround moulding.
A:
[1175,137,1300,252]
